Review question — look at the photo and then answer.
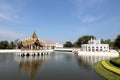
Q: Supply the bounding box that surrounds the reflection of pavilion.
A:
[14,55,51,80]
[19,59,44,79]
[77,55,111,69]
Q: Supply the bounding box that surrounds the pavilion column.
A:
[31,45,33,49]
[28,45,29,49]
[36,46,37,50]
[37,46,38,50]
[37,46,39,50]
[35,45,36,50]
[31,45,32,49]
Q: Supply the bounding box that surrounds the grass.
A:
[94,61,120,80]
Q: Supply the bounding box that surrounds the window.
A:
[89,49,91,51]
[96,49,98,51]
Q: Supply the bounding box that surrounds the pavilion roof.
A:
[21,32,44,46]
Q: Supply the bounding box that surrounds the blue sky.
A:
[0,0,120,43]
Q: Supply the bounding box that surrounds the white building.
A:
[55,42,63,48]
[81,39,109,52]
[43,41,63,50]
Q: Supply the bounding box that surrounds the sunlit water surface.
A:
[0,52,111,80]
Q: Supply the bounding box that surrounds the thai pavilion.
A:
[21,32,44,50]
[21,32,63,50]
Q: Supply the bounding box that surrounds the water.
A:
[0,52,109,80]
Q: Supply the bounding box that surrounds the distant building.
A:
[21,32,63,50]
[43,41,63,49]
[81,38,109,52]
[55,42,63,48]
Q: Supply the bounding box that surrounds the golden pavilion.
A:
[21,32,45,50]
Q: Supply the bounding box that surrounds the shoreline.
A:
[78,50,119,57]
[0,49,119,58]
[0,49,54,53]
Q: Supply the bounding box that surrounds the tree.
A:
[101,39,114,49]
[73,42,78,48]
[0,40,9,49]
[64,41,73,47]
[14,39,22,49]
[74,35,95,47]
[10,41,15,48]
[114,34,120,49]
[0,39,22,49]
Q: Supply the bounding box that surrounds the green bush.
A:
[110,57,120,67]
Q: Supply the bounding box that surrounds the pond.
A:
[0,52,110,80]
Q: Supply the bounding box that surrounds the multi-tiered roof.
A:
[21,32,44,46]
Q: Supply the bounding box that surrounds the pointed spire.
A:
[32,31,37,38]
[91,38,93,41]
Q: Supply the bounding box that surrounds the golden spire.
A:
[32,31,37,38]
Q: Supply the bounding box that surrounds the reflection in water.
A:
[65,54,72,61]
[19,59,43,80]
[0,53,105,80]
[14,55,51,80]
[0,54,13,63]
[77,55,111,69]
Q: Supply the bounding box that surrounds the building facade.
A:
[81,39,109,52]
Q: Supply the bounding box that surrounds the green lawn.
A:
[94,61,120,80]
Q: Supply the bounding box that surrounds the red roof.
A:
[44,41,55,45]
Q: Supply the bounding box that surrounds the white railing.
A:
[54,48,81,51]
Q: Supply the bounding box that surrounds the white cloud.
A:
[74,0,103,7]
[80,16,103,23]
[0,13,13,21]
[0,1,12,11]
[0,26,25,41]
[0,0,23,22]
[71,0,105,23]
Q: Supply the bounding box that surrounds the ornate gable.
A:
[32,31,37,39]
